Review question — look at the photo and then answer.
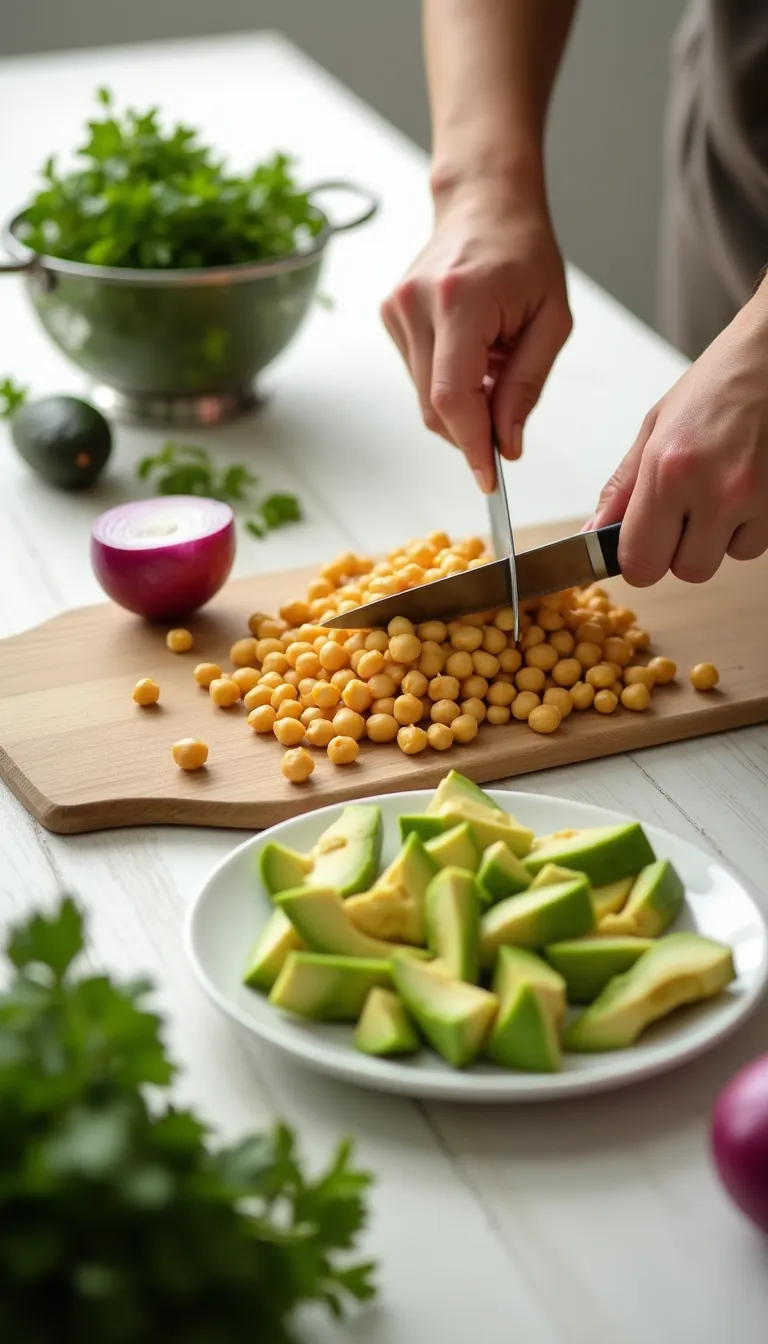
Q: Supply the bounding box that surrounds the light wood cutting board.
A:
[0,520,764,835]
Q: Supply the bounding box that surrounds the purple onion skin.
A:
[91,518,235,621]
[711,1053,768,1235]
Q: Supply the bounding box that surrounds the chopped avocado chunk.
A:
[525,823,655,886]
[438,799,534,858]
[480,875,595,965]
[426,822,480,873]
[599,859,684,938]
[425,867,481,982]
[427,769,505,816]
[491,945,567,1026]
[544,934,654,1004]
[529,862,581,891]
[592,876,635,921]
[269,952,392,1020]
[346,832,437,945]
[478,841,533,905]
[563,932,735,1051]
[259,804,382,899]
[486,982,562,1072]
[242,909,303,992]
[355,987,420,1056]
[399,814,448,844]
[392,956,498,1068]
[277,887,426,960]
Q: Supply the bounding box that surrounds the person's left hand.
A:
[588,289,768,586]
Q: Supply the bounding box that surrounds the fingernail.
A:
[473,467,493,494]
[500,423,523,461]
[581,516,595,533]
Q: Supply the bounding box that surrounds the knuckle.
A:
[670,556,719,585]
[394,277,419,313]
[721,460,759,512]
[435,270,469,309]
[619,547,664,588]
[728,530,768,562]
[430,380,461,416]
[510,379,543,417]
[421,405,444,435]
[655,436,699,489]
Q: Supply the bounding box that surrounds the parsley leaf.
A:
[138,442,302,539]
[0,377,27,418]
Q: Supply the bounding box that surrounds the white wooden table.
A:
[1,32,767,1344]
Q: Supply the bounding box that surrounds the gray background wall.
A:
[2,0,688,332]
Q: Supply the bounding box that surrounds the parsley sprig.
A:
[0,377,27,418]
[137,441,303,538]
[0,896,376,1342]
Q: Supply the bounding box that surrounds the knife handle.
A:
[591,522,622,579]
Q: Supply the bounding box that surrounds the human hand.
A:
[589,291,768,586]
[380,182,572,492]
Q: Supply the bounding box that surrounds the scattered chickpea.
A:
[499,648,523,675]
[431,698,461,726]
[551,658,582,688]
[319,641,349,673]
[209,677,241,708]
[450,625,484,652]
[327,735,359,765]
[194,662,222,688]
[332,708,366,740]
[248,705,277,732]
[451,713,480,744]
[282,746,315,784]
[594,689,619,715]
[301,706,325,727]
[371,696,396,716]
[690,662,720,691]
[259,670,283,691]
[394,693,424,726]
[397,724,429,755]
[543,687,573,718]
[273,717,306,747]
[428,674,461,702]
[512,691,541,721]
[342,679,374,713]
[271,683,298,709]
[312,682,341,709]
[445,650,474,679]
[487,680,517,707]
[649,656,677,685]
[627,628,651,651]
[367,713,400,743]
[574,641,603,670]
[516,666,546,695]
[261,651,290,676]
[276,700,304,721]
[401,669,429,698]
[132,678,160,707]
[528,704,562,735]
[230,637,259,667]
[623,666,656,689]
[172,738,208,770]
[305,718,337,747]
[486,705,511,725]
[427,722,454,750]
[166,628,193,654]
[621,683,652,711]
[526,643,559,672]
[586,662,616,690]
[570,681,595,711]
[331,668,357,692]
[389,632,422,664]
[460,696,487,722]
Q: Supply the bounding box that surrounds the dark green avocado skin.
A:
[11,395,112,490]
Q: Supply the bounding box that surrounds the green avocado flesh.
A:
[355,987,420,1056]
[242,909,302,992]
[427,770,505,815]
[399,814,448,844]
[544,935,654,1004]
[345,832,437,945]
[425,823,480,873]
[524,823,655,887]
[259,804,382,899]
[593,877,635,921]
[491,945,567,1026]
[529,863,581,891]
[485,982,561,1072]
[563,932,735,1051]
[477,841,531,905]
[392,956,498,1068]
[277,887,425,960]
[599,859,684,938]
[480,875,595,965]
[11,395,112,490]
[425,867,481,983]
[269,952,392,1020]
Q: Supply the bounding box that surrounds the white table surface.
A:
[1,30,767,1344]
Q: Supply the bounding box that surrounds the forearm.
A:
[425,0,578,208]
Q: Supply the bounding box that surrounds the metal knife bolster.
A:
[515,525,620,601]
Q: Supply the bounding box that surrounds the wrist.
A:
[430,147,548,220]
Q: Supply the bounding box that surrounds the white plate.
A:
[184,790,768,1103]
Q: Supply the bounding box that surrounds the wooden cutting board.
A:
[0,520,764,835]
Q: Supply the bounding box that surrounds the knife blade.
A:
[487,438,519,641]
[322,522,622,630]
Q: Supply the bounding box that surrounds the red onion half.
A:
[711,1053,768,1235]
[91,496,235,620]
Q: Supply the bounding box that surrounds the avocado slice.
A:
[11,395,112,490]
[242,909,303,992]
[599,859,685,938]
[480,875,595,965]
[425,822,480,873]
[399,814,448,844]
[355,987,420,1056]
[592,877,635,921]
[425,867,481,982]
[437,800,534,858]
[486,982,562,1072]
[259,804,383,899]
[544,934,654,1004]
[392,956,498,1068]
[346,832,437,945]
[269,951,392,1020]
[477,840,531,906]
[529,862,582,890]
[277,887,427,960]
[427,769,505,816]
[524,823,655,886]
[491,945,567,1025]
[563,932,735,1051]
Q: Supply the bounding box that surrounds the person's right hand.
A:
[380,182,572,492]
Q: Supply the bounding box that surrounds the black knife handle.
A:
[594,522,622,578]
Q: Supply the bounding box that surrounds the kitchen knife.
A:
[487,438,519,641]
[322,523,622,630]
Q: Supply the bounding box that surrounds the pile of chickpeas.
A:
[131,530,720,782]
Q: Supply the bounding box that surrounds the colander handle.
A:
[307,181,379,234]
[0,255,37,275]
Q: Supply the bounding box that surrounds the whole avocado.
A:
[11,395,112,490]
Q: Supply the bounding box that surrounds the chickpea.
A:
[248,705,277,732]
[487,680,517,707]
[311,681,341,709]
[327,735,360,765]
[247,610,271,635]
[594,689,618,715]
[354,649,382,681]
[387,616,415,637]
[499,648,523,675]
[382,661,407,687]
[450,625,484,652]
[226,636,256,667]
[648,656,677,685]
[482,625,507,655]
[472,650,500,679]
[621,683,652,712]
[428,675,461,702]
[210,677,241,708]
[418,642,446,677]
[461,675,489,700]
[276,700,303,721]
[511,691,540,721]
[543,687,574,718]
[460,697,487,722]
[445,650,474,679]
[624,665,655,689]
[575,641,603,670]
[331,668,357,692]
[538,609,564,633]
[319,641,349,673]
[627,628,651,651]
[526,643,559,672]
[229,668,259,696]
[282,746,315,784]
[256,618,287,641]
[301,706,324,727]
[690,662,720,691]
[270,683,298,709]
[602,636,631,667]
[494,607,516,632]
[519,625,546,652]
[486,705,511,725]
[367,712,400,743]
[166,628,194,654]
[280,600,311,627]
[528,704,562,735]
[293,651,321,680]
[364,630,389,652]
[132,677,160,706]
[272,715,306,748]
[346,634,367,658]
[342,679,373,713]
[194,662,222,688]
[259,652,287,677]
[586,662,616,690]
[429,699,460,726]
[416,620,447,643]
[451,713,479,744]
[363,673,393,701]
[172,738,208,770]
[401,669,429,698]
[547,629,575,657]
[575,621,605,646]
[371,696,396,716]
[332,708,366,740]
[305,718,337,747]
[516,666,546,694]
[256,637,285,663]
[388,632,422,664]
[393,692,424,726]
[570,681,595,711]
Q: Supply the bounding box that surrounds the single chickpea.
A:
[393,692,424,726]
[280,600,312,627]
[210,677,241,708]
[526,643,559,672]
[548,629,575,657]
[332,708,366,740]
[594,689,619,715]
[259,671,284,689]
[621,683,652,712]
[575,621,605,646]
[511,691,541,721]
[132,677,160,707]
[624,666,656,689]
[244,684,273,711]
[232,668,261,695]
[499,648,523,675]
[516,666,546,694]
[305,718,337,747]
[586,662,616,690]
[603,636,632,667]
[331,668,357,692]
[364,673,394,701]
[172,737,208,770]
[627,628,651,651]
[538,609,565,633]
[487,680,517,707]
[570,681,595,711]
[425,721,452,750]
[344,633,367,655]
[306,578,334,602]
[382,661,407,687]
[342,679,373,713]
[319,641,349,673]
[450,625,484,653]
[398,563,425,588]
[460,697,487,722]
[482,625,507,655]
[451,713,480,743]
[605,661,624,679]
[301,706,324,727]
[228,636,258,667]
[256,618,287,641]
[387,616,415,637]
[283,641,313,668]
[276,700,303,721]
[386,632,421,666]
[690,662,720,691]
[271,683,298,708]
[427,674,460,702]
[282,746,315,784]
[247,610,271,635]
[610,606,636,632]
[472,650,500,679]
[401,669,429,698]
[486,705,511,725]
[648,656,677,684]
[311,681,341,709]
[166,628,194,654]
[354,649,383,681]
[528,704,562,735]
[273,717,306,747]
[440,553,469,575]
[429,698,460,726]
[297,677,318,698]
[259,652,288,677]
[519,625,546,652]
[418,642,446,677]
[445,650,474,679]
[575,641,603,670]
[543,687,574,718]
[249,705,277,732]
[461,675,489,701]
[194,662,222,688]
[366,712,400,743]
[371,696,396,716]
[395,723,427,756]
[256,637,286,662]
[428,530,451,550]
[328,735,360,765]
[416,620,448,643]
[293,651,321,680]
[364,630,389,652]
[493,607,516,632]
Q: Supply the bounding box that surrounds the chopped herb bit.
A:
[138,441,302,538]
[0,377,28,418]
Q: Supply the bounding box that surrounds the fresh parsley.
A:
[137,441,303,537]
[0,376,27,418]
[0,896,376,1342]
[18,88,325,270]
